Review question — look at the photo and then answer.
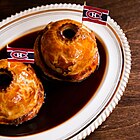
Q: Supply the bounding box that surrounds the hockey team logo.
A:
[86,10,102,20]
[10,51,28,59]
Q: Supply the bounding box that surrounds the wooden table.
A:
[0,0,140,139]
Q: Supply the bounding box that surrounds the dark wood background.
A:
[0,0,140,139]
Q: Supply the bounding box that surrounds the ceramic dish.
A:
[0,3,131,140]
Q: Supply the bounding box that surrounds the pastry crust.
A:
[34,19,99,82]
[0,59,44,125]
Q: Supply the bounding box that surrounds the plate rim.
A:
[0,3,131,140]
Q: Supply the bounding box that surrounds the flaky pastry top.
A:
[34,19,99,82]
[0,59,44,125]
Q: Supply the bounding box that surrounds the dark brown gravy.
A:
[0,31,107,136]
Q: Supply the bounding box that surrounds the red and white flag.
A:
[7,45,34,63]
[82,5,109,25]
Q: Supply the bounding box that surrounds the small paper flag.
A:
[82,5,109,25]
[7,45,34,63]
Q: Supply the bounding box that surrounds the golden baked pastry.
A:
[0,59,44,125]
[34,19,99,82]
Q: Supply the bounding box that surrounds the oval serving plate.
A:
[0,3,131,140]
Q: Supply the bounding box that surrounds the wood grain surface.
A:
[0,0,140,140]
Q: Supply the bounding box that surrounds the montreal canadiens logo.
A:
[86,10,102,20]
[10,51,28,59]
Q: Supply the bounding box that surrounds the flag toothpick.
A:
[82,4,109,26]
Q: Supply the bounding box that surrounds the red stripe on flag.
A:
[8,59,34,63]
[7,47,34,52]
[84,5,109,14]
[82,17,107,25]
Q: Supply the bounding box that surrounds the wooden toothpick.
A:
[84,1,87,6]
[82,1,87,27]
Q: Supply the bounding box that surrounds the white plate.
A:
[0,3,131,140]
